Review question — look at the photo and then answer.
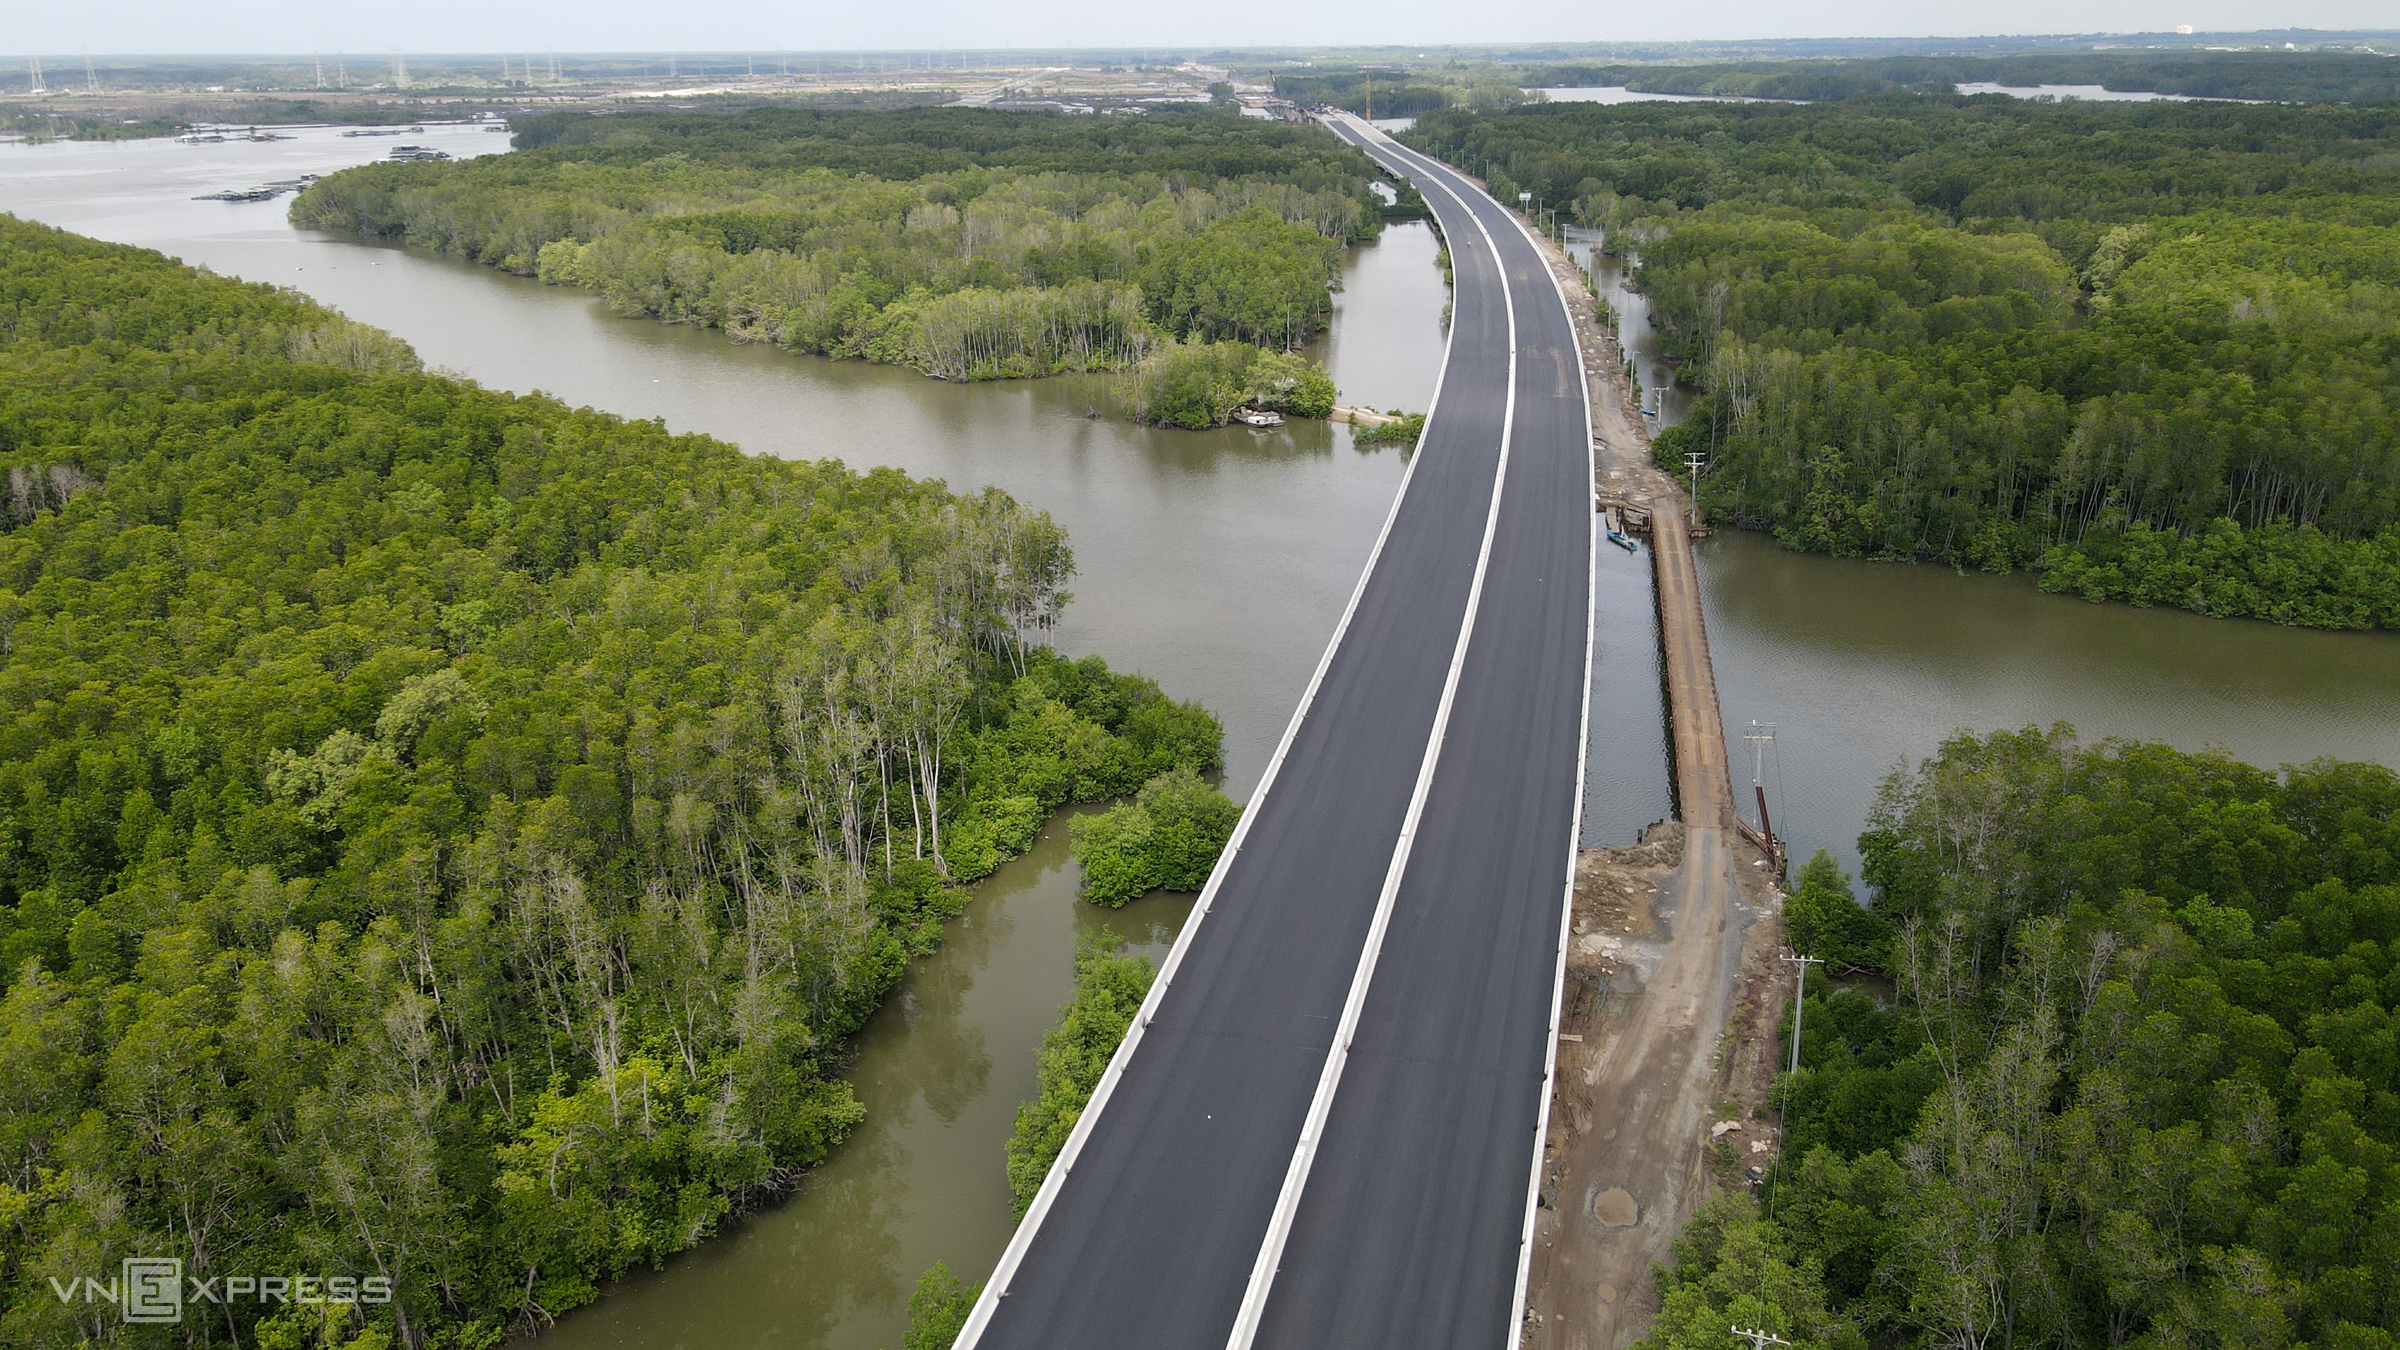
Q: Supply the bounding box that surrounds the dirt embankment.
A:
[1514,216,1795,1348]
[1525,830,1792,1349]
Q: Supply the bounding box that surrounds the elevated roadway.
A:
[956,113,1594,1350]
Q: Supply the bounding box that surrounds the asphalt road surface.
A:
[957,115,1594,1350]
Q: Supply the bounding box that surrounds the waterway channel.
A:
[7,121,2398,1347]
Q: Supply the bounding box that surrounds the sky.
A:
[14,0,2399,57]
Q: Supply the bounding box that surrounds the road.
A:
[955,116,1595,1349]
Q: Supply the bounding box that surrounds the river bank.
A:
[1528,827,1791,1346]
[1496,185,1783,1348]
[11,124,2395,1349]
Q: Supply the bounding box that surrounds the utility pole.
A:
[1743,720,1778,862]
[1733,1329,1794,1350]
[1780,953,1822,1075]
[1683,450,1706,527]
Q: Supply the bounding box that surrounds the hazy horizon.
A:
[7,4,2399,61]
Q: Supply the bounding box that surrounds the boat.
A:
[1608,529,1641,553]
[192,173,321,204]
[385,145,452,163]
[1233,407,1284,428]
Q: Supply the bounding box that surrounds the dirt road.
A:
[1518,224,1782,1349]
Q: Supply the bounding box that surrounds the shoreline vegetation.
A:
[1004,931,1157,1217]
[1631,727,2400,1350]
[1409,96,2400,631]
[291,106,1387,425]
[1350,410,1427,449]
[0,215,1223,1348]
[1276,50,2400,117]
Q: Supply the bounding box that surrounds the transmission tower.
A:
[86,55,99,93]
[28,57,46,95]
[391,53,409,88]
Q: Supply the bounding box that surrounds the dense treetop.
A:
[1407,97,2400,627]
[0,214,1219,1347]
[504,104,1386,189]
[1521,50,2400,104]
[1638,729,2400,1350]
[1281,51,2400,117]
[294,106,1389,379]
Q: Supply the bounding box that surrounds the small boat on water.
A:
[1233,407,1285,428]
[192,174,319,204]
[1608,529,1641,553]
[385,145,452,163]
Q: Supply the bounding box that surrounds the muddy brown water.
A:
[8,126,2397,1348]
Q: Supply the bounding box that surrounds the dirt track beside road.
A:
[1516,218,1789,1349]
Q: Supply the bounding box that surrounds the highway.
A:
[956,114,1593,1350]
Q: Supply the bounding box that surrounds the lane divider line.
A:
[1223,114,1520,1350]
[951,112,1472,1350]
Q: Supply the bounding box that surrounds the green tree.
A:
[1068,768,1241,905]
[1005,933,1155,1215]
[1784,851,1890,974]
[0,216,1225,1347]
[1404,96,2400,628]
[900,1262,980,1350]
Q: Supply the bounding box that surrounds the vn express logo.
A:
[48,1259,392,1324]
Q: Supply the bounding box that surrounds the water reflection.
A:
[20,120,2392,1350]
[1562,224,1693,429]
[0,130,1435,1350]
[1703,529,2400,878]
[530,811,1195,1350]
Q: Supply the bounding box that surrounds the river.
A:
[7,121,2397,1348]
[1559,219,2400,877]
